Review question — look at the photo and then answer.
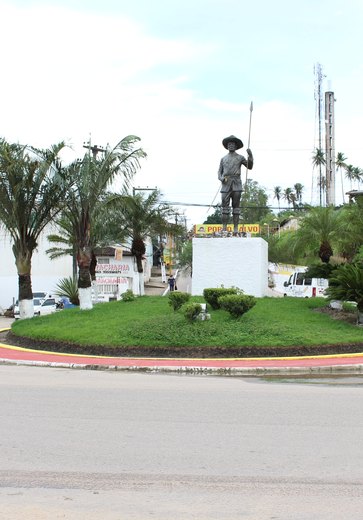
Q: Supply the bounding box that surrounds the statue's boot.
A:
[233,214,240,235]
[222,212,229,232]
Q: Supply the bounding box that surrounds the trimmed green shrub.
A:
[121,289,135,302]
[218,294,257,319]
[182,302,202,322]
[203,287,240,310]
[168,291,190,311]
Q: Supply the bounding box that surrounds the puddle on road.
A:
[251,374,363,387]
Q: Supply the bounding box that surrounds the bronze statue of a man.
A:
[218,135,253,234]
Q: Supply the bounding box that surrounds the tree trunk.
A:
[77,247,93,310]
[15,252,34,320]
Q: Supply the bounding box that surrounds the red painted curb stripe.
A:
[1,345,363,368]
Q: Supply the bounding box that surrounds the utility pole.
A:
[83,141,106,159]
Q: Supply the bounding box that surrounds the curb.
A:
[1,356,363,376]
[2,328,363,375]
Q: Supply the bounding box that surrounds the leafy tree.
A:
[336,202,363,261]
[204,206,222,224]
[266,230,305,265]
[0,138,66,319]
[178,239,193,273]
[62,136,146,310]
[240,179,272,222]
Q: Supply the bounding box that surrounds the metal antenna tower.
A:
[314,63,325,205]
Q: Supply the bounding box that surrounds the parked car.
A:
[14,297,58,319]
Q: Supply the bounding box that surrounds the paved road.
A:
[1,366,363,519]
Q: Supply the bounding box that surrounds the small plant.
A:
[121,289,135,302]
[326,263,363,323]
[54,276,79,306]
[218,294,257,319]
[168,291,190,311]
[203,287,240,310]
[182,302,202,322]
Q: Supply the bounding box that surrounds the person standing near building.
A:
[168,274,176,291]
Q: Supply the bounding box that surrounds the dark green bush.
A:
[182,302,202,322]
[168,291,190,311]
[121,289,135,302]
[218,294,257,318]
[203,287,240,309]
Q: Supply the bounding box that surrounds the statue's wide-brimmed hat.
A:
[222,135,243,150]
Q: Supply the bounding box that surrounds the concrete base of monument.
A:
[191,237,268,297]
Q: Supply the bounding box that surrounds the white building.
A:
[0,228,153,312]
[0,227,73,313]
[94,240,153,300]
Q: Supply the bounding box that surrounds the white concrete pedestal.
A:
[192,237,268,297]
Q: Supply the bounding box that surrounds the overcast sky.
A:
[1,0,363,226]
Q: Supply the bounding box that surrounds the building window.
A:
[98,257,110,264]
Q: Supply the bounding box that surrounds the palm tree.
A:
[335,152,347,203]
[283,187,293,207]
[353,166,363,189]
[0,138,66,319]
[273,186,282,212]
[290,192,298,210]
[46,214,78,278]
[104,190,180,294]
[326,264,363,323]
[312,148,326,206]
[344,164,356,190]
[63,136,146,310]
[294,206,341,264]
[293,183,304,204]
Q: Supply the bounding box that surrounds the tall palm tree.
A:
[273,186,282,212]
[294,206,341,264]
[290,192,298,210]
[335,152,347,203]
[283,187,293,207]
[104,190,180,294]
[0,138,66,319]
[63,136,146,310]
[344,164,356,190]
[353,166,363,189]
[312,148,326,206]
[293,183,304,204]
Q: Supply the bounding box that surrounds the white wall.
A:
[0,228,73,311]
[192,237,268,297]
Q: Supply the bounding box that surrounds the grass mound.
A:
[10,296,363,358]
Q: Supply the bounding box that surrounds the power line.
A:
[162,200,296,210]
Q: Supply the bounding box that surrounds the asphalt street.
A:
[1,366,363,519]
